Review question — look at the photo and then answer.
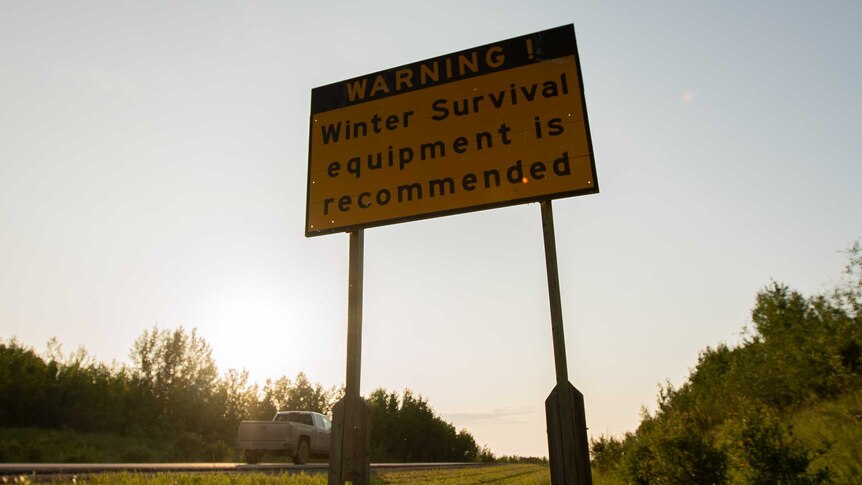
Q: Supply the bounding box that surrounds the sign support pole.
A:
[540,200,592,485]
[329,230,371,485]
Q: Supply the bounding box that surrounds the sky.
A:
[1,0,860,458]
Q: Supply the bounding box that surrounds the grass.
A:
[589,468,626,485]
[373,464,549,484]
[791,388,862,481]
[0,428,167,463]
[1,465,551,484]
[74,472,325,484]
[0,428,552,483]
[0,428,237,463]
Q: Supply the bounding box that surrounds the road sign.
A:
[306,24,598,236]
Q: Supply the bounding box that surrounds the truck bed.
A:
[237,421,294,450]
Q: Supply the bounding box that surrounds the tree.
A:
[284,372,337,414]
[365,388,479,463]
[129,326,218,434]
[1,327,485,464]
[260,376,292,418]
[599,241,862,482]
[210,368,259,441]
[590,434,624,473]
[0,339,53,427]
[623,407,727,484]
[453,429,479,461]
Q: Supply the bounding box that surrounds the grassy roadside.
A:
[586,390,862,484]
[372,464,549,484]
[0,428,239,463]
[1,465,550,484]
[790,388,862,480]
[0,428,169,463]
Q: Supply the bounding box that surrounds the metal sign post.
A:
[329,230,371,485]
[540,201,591,485]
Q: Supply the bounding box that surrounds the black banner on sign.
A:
[311,24,578,114]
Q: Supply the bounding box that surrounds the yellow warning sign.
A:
[306,25,597,236]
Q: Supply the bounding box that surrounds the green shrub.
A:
[623,413,726,484]
[727,407,831,484]
[590,434,624,473]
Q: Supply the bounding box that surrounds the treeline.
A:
[0,327,481,462]
[592,242,862,483]
[367,389,485,462]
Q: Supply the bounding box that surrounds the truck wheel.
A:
[293,439,310,465]
[244,450,261,464]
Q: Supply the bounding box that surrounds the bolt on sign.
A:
[306,24,598,237]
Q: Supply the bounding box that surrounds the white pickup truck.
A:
[237,411,331,464]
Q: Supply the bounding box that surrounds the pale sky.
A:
[1,1,860,458]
